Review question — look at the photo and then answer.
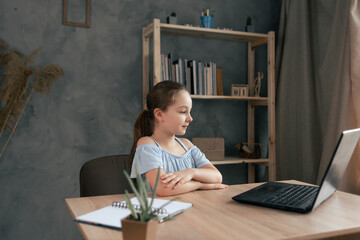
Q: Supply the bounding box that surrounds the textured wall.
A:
[0,0,281,239]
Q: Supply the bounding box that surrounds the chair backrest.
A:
[80,155,132,197]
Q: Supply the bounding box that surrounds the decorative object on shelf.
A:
[63,0,91,28]
[216,27,233,31]
[192,138,224,161]
[231,84,249,97]
[236,142,263,159]
[254,72,264,97]
[200,8,214,28]
[201,16,213,28]
[167,12,177,25]
[0,38,64,160]
[245,17,255,32]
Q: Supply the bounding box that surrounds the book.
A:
[184,59,191,92]
[75,197,193,230]
[187,60,195,94]
[164,54,169,80]
[204,61,208,95]
[216,68,223,95]
[161,53,174,81]
[161,54,166,81]
[212,62,217,95]
[174,63,179,83]
[206,63,212,95]
[198,61,204,95]
[178,58,184,85]
[168,53,173,81]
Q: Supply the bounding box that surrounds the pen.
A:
[158,209,184,223]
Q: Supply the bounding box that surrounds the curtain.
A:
[276,0,360,194]
[339,0,360,194]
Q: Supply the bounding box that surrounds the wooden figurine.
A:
[254,72,263,97]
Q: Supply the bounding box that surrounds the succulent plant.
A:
[123,164,163,222]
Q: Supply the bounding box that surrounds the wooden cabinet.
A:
[142,19,276,182]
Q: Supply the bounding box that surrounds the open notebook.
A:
[75,197,192,230]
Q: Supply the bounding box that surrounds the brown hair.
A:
[129,81,188,165]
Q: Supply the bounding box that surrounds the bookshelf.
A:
[142,18,275,182]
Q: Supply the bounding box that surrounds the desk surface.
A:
[65,180,360,240]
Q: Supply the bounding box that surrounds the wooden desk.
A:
[66,181,360,240]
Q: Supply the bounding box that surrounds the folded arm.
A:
[145,165,227,197]
[161,164,222,187]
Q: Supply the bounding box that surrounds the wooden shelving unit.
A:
[142,19,276,182]
[211,157,269,165]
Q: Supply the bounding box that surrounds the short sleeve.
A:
[130,144,163,178]
[190,146,211,168]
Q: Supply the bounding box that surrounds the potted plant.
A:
[122,164,161,240]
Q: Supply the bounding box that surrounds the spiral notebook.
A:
[75,197,193,230]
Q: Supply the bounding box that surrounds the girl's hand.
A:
[199,183,228,190]
[160,169,195,189]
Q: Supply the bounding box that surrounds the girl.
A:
[130,80,228,196]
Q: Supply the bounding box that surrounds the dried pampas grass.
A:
[0,38,64,159]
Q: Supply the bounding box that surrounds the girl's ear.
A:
[153,108,164,122]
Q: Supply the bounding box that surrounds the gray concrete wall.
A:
[0,0,281,239]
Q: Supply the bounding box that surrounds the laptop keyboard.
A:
[266,184,318,207]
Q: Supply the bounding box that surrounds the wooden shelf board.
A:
[211,158,269,165]
[155,22,268,44]
[190,95,268,102]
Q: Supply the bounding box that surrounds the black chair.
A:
[80,155,132,197]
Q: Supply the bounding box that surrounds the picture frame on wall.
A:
[63,0,91,28]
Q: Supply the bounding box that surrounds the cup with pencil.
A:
[201,8,215,28]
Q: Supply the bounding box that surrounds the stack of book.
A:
[161,53,222,95]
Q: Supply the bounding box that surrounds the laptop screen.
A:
[313,129,360,209]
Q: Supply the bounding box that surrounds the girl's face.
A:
[160,90,193,136]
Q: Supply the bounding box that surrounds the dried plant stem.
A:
[0,105,14,138]
[0,39,64,160]
[0,88,34,159]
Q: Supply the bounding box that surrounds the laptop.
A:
[232,128,360,213]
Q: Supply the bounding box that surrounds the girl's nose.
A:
[187,114,193,122]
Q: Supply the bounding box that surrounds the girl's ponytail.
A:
[129,109,154,166]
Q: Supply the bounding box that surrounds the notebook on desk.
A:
[75,197,192,230]
[232,128,360,213]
